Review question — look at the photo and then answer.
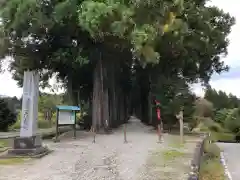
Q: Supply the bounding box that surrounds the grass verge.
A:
[162,149,185,161]
[0,158,30,165]
[0,139,9,148]
[199,140,225,180]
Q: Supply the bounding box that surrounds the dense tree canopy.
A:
[205,87,240,110]
[0,0,235,132]
[38,92,63,113]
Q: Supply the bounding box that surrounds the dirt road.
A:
[0,117,198,180]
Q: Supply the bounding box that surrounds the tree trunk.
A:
[67,75,74,105]
[101,56,110,132]
[109,59,118,128]
[179,118,184,143]
[148,75,152,125]
[92,60,101,130]
[92,53,110,133]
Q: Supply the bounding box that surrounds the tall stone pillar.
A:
[8,71,48,156]
[20,70,39,137]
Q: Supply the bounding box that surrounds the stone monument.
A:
[8,71,48,156]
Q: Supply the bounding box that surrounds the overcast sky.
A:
[0,0,239,98]
[192,0,240,97]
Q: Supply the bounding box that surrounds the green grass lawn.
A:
[0,139,10,153]
[0,139,9,148]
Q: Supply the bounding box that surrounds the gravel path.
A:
[0,117,162,180]
[217,142,240,180]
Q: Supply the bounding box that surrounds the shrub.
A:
[208,123,225,133]
[224,108,240,133]
[0,98,17,131]
[214,108,230,125]
[197,117,225,133]
[194,98,214,118]
[199,142,225,180]
[204,143,220,159]
[10,111,56,129]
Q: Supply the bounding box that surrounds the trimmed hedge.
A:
[199,141,225,180]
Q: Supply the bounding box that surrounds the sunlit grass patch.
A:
[162,149,185,161]
[0,158,30,165]
[0,139,9,148]
[168,141,185,149]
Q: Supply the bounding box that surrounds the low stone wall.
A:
[188,137,206,180]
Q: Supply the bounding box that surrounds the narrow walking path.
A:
[0,117,199,180]
[217,143,240,180]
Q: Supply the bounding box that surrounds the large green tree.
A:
[0,0,235,132]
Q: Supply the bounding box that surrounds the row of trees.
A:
[196,88,240,135]
[205,88,240,110]
[0,0,235,132]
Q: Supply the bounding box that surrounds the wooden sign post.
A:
[124,123,127,143]
[92,126,96,143]
[176,109,184,144]
[55,105,80,142]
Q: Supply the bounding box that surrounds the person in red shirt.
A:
[153,96,163,142]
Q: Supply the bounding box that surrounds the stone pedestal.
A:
[7,135,49,157]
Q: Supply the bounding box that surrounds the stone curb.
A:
[187,138,205,180]
[220,152,233,180]
[0,145,53,159]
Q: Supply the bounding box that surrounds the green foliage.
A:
[205,87,240,110]
[213,132,235,142]
[203,142,220,159]
[0,139,9,148]
[0,0,235,131]
[195,117,235,142]
[0,98,17,131]
[38,93,63,113]
[201,118,225,133]
[199,142,225,180]
[10,111,56,130]
[204,87,240,135]
[224,108,240,133]
[214,108,230,125]
[194,98,214,118]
